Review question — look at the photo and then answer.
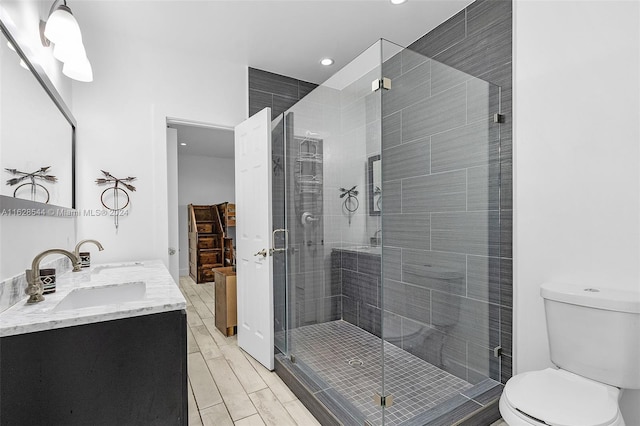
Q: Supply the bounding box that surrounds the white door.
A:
[234,108,274,370]
[166,127,179,283]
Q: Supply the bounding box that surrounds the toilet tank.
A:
[541,282,640,389]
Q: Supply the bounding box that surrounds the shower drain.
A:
[347,358,364,367]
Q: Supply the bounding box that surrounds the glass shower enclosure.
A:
[272,39,503,425]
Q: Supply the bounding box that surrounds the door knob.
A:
[254,249,268,258]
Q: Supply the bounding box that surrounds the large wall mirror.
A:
[0,11,76,213]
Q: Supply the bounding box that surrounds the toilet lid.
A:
[504,368,619,426]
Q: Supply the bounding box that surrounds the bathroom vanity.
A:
[0,260,187,426]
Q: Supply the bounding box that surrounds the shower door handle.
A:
[270,228,289,255]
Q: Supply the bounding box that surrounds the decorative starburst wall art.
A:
[95,170,136,231]
[5,166,57,203]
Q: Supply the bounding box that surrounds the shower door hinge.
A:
[371,77,391,92]
[493,346,503,358]
[290,354,296,363]
[493,113,505,123]
[373,393,394,407]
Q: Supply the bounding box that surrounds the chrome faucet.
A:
[26,249,81,304]
[74,239,104,260]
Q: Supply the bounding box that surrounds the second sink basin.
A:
[52,281,146,312]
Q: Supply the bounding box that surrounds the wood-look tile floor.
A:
[180,276,508,426]
[179,276,321,426]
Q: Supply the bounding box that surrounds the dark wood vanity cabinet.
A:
[0,310,187,426]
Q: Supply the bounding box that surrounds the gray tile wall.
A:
[384,0,512,384]
[249,68,318,119]
[334,249,383,337]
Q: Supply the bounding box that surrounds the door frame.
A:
[153,104,234,281]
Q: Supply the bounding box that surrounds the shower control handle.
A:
[301,212,319,225]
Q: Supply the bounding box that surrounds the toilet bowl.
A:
[499,282,640,426]
[499,368,624,426]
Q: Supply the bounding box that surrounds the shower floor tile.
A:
[289,320,473,425]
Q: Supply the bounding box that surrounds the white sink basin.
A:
[92,262,146,275]
[52,281,146,312]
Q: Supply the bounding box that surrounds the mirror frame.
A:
[368,154,380,216]
[0,7,76,215]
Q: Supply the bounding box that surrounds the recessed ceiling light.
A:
[180,142,187,146]
[320,58,334,66]
[391,0,407,4]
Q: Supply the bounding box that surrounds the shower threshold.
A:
[275,320,502,426]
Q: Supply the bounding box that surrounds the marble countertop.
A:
[0,260,186,337]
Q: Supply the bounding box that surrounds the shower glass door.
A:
[279,41,386,425]
[379,40,502,423]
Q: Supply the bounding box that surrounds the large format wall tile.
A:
[402,249,467,295]
[431,211,500,257]
[431,121,500,173]
[382,138,430,182]
[383,213,431,250]
[402,170,466,213]
[382,61,431,117]
[401,83,467,143]
[467,163,501,211]
[382,111,402,149]
[408,9,466,58]
[248,67,318,119]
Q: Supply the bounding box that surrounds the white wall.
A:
[178,154,235,276]
[71,19,246,267]
[514,0,640,422]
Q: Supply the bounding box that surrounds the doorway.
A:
[166,119,235,282]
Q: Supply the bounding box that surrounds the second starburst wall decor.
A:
[95,170,136,231]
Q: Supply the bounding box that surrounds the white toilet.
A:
[499,282,640,426]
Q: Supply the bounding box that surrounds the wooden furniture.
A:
[217,202,236,228]
[216,202,236,268]
[188,205,224,283]
[214,267,237,336]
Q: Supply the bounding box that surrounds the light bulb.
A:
[63,56,93,82]
[44,5,82,46]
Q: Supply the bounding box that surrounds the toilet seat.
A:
[500,368,623,426]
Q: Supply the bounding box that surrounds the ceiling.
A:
[73,0,473,157]
[169,124,235,159]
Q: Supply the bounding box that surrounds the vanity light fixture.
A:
[320,58,334,66]
[180,143,187,146]
[390,0,407,4]
[7,41,29,70]
[40,0,93,82]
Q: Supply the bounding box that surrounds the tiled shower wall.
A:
[248,67,317,119]
[406,0,512,383]
[373,34,505,386]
